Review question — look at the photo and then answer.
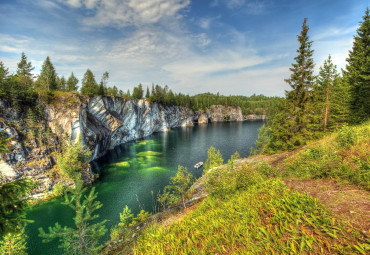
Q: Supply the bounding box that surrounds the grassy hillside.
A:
[132,123,370,254]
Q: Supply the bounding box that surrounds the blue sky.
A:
[0,0,367,96]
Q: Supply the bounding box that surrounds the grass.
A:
[278,123,370,190]
[134,179,368,254]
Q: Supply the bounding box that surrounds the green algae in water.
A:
[140,166,168,173]
[136,151,162,157]
[114,161,130,167]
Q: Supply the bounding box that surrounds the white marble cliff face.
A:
[47,96,196,160]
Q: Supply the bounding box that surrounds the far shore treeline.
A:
[0,56,278,117]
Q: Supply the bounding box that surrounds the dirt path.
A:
[284,178,370,236]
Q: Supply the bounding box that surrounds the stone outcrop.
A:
[0,95,265,198]
[46,96,196,161]
[197,105,245,123]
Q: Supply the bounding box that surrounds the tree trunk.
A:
[324,80,330,131]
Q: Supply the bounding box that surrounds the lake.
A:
[26,120,263,254]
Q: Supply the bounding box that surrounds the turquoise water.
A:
[26,121,263,254]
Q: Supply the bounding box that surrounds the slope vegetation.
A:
[133,123,370,254]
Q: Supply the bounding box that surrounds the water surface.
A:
[26,121,263,254]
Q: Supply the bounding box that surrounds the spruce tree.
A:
[316,56,350,131]
[98,72,109,96]
[37,56,57,91]
[343,7,370,123]
[145,86,150,98]
[0,227,27,255]
[16,52,34,87]
[56,76,66,91]
[66,72,79,92]
[81,69,99,97]
[316,55,338,131]
[39,180,107,255]
[285,18,315,134]
[204,146,224,171]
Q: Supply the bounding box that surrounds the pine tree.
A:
[16,52,34,87]
[98,72,109,96]
[167,165,193,208]
[56,139,92,181]
[285,18,316,134]
[39,180,107,255]
[81,69,99,97]
[343,7,370,123]
[0,177,35,236]
[66,72,79,92]
[0,62,9,94]
[316,55,338,131]
[145,86,150,98]
[204,146,224,171]
[132,84,143,99]
[0,227,27,255]
[316,56,350,131]
[37,56,57,91]
[56,76,66,91]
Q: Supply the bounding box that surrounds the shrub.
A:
[52,182,67,197]
[336,125,358,147]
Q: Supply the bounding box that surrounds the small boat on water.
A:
[194,162,204,169]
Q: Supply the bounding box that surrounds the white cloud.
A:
[59,0,190,28]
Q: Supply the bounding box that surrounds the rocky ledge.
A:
[0,95,265,197]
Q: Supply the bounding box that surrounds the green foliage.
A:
[343,7,370,123]
[132,84,144,99]
[281,123,370,189]
[56,76,66,91]
[56,138,92,181]
[16,52,34,87]
[80,69,99,97]
[0,178,35,236]
[0,227,27,255]
[66,72,79,92]
[130,210,151,226]
[39,180,107,255]
[206,160,265,197]
[0,61,9,96]
[315,55,350,131]
[134,179,367,254]
[336,125,358,147]
[52,182,67,197]
[204,146,224,172]
[35,56,57,95]
[0,133,10,154]
[118,205,134,229]
[157,165,194,209]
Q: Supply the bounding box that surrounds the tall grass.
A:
[134,179,368,254]
[280,123,370,189]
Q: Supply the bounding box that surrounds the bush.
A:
[206,163,265,197]
[53,182,67,197]
[336,125,358,147]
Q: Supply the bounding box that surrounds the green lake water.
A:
[25,121,263,254]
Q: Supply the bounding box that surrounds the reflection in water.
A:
[26,121,263,255]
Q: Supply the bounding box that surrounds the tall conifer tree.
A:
[343,7,370,123]
[285,18,315,133]
[66,72,79,92]
[39,180,107,254]
[81,69,99,97]
[16,52,34,87]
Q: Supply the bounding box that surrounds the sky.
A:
[0,0,367,96]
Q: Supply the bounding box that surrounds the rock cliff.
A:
[0,95,264,197]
